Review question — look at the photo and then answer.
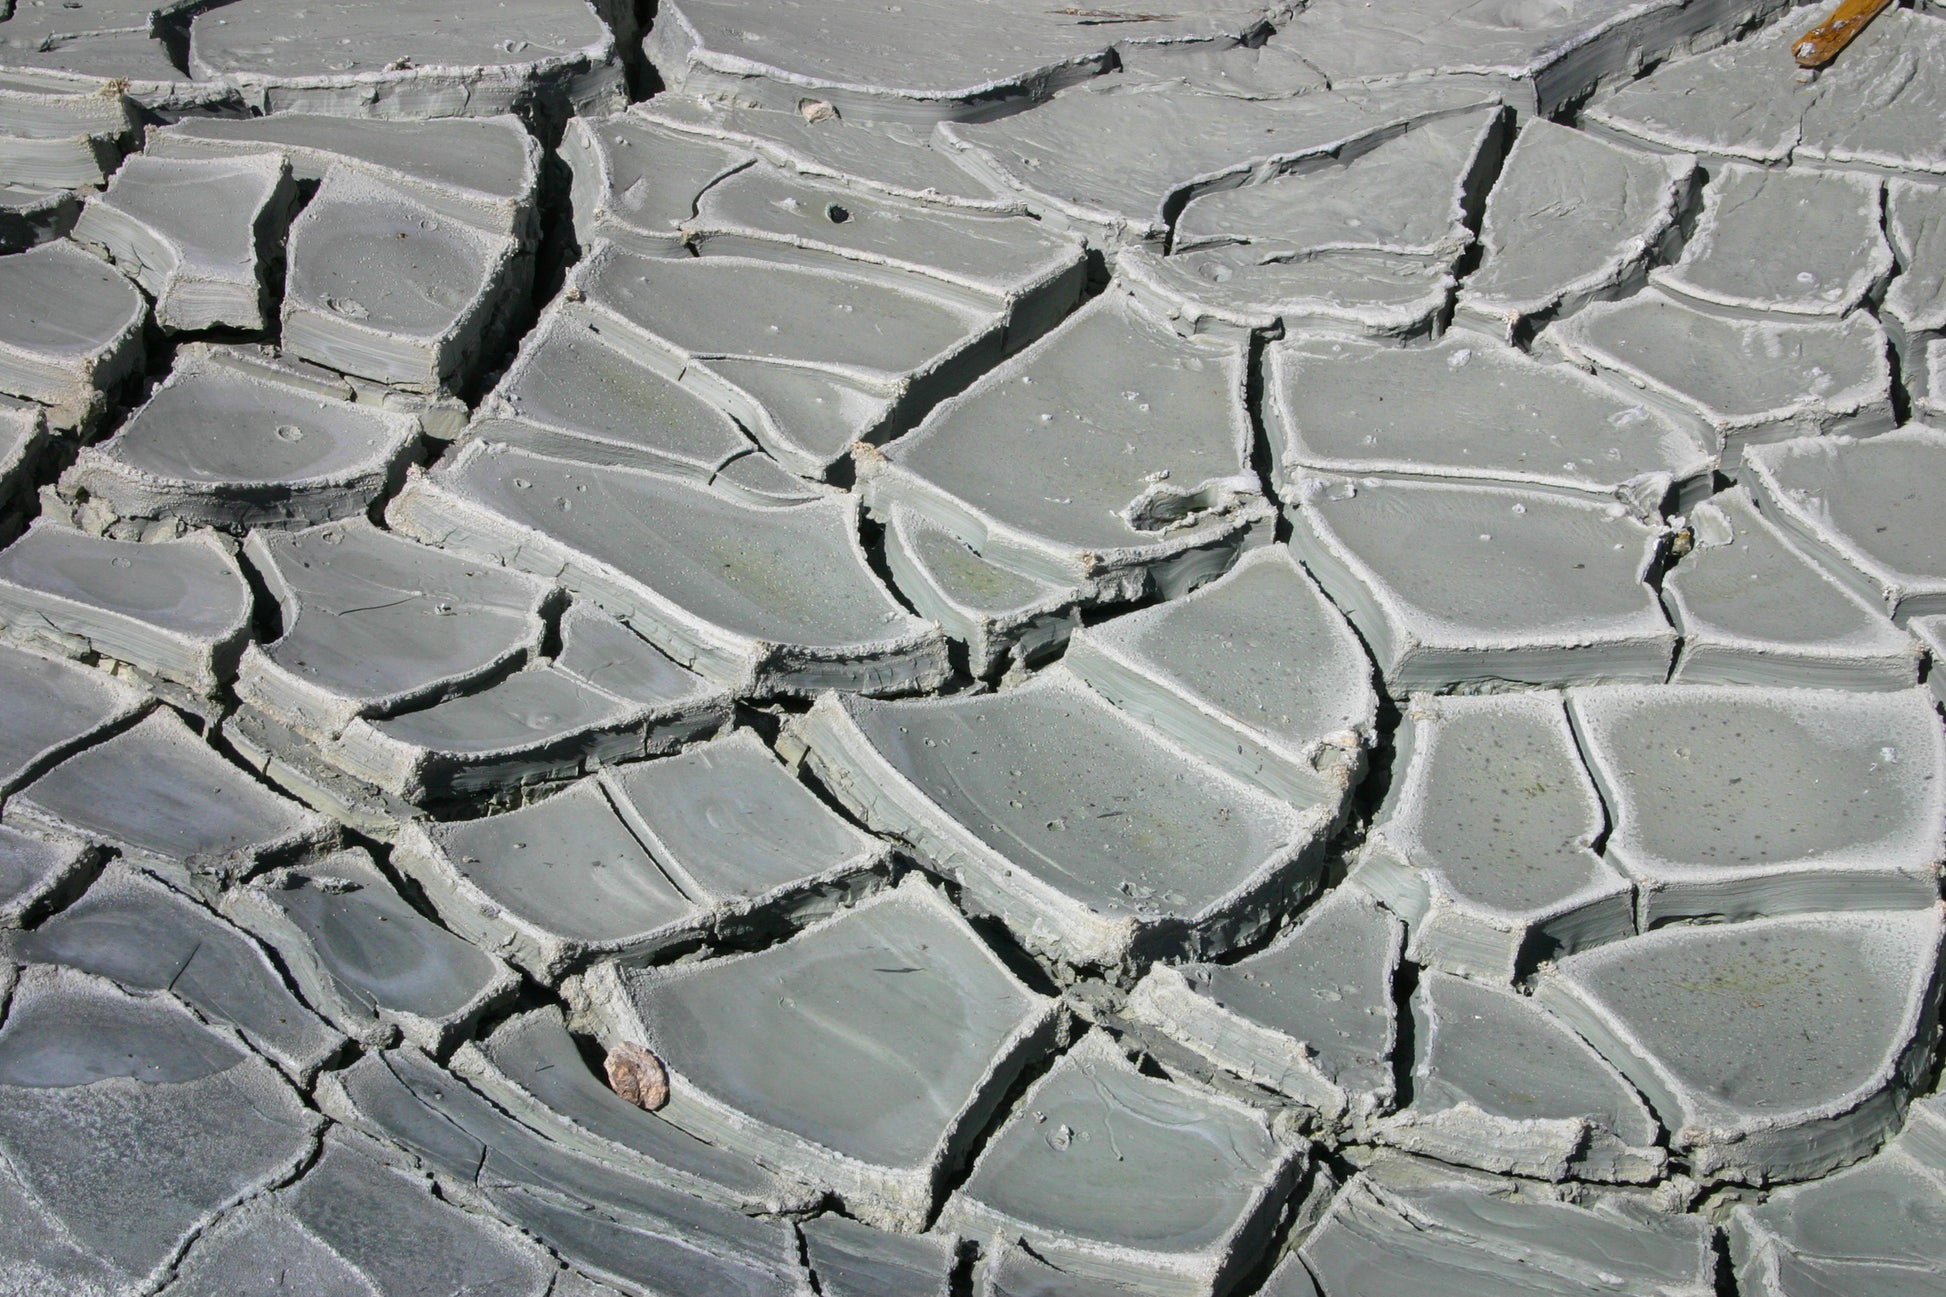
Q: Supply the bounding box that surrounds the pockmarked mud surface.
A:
[2,2,1945,1293]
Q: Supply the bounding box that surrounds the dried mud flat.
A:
[2,2,1946,1294]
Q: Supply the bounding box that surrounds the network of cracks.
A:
[2,1,1946,1294]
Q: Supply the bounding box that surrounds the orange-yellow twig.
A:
[1793,0,1896,68]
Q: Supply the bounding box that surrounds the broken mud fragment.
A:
[573,878,1060,1231]
[0,638,145,795]
[1586,4,1946,175]
[1566,683,1946,923]
[1124,887,1404,1126]
[1351,691,1635,983]
[71,151,296,334]
[0,822,96,930]
[1456,118,1694,341]
[1375,971,1665,1183]
[792,667,1335,972]
[222,846,518,1055]
[859,289,1272,596]
[1536,907,1945,1184]
[0,69,135,189]
[4,857,345,1081]
[451,1005,817,1215]
[158,1126,555,1297]
[1269,330,1714,507]
[942,1029,1305,1297]
[0,966,321,1296]
[60,345,423,538]
[282,164,526,394]
[1542,290,1895,461]
[646,0,1292,124]
[388,440,949,698]
[236,518,552,740]
[13,708,334,890]
[1300,1173,1718,1297]
[1665,485,1921,688]
[1064,545,1377,811]
[327,601,730,806]
[801,1213,957,1297]
[0,522,252,696]
[1744,426,1946,623]
[0,238,145,433]
[187,0,625,123]
[149,110,543,239]
[1288,474,1675,690]
[562,110,755,254]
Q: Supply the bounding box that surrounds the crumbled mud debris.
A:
[3,3,1945,1294]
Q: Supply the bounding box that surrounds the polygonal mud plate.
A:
[0,70,135,189]
[1351,690,1635,983]
[1123,240,1459,343]
[283,165,525,394]
[646,0,1283,123]
[0,639,146,796]
[1584,5,1946,176]
[156,1126,556,1297]
[859,289,1272,595]
[1541,290,1895,460]
[474,297,756,482]
[1535,907,1946,1184]
[1743,427,1946,623]
[0,822,98,930]
[938,79,1499,247]
[941,1030,1305,1297]
[1375,971,1665,1184]
[222,847,518,1054]
[573,878,1061,1231]
[562,110,755,255]
[387,440,948,698]
[62,345,423,537]
[0,522,252,696]
[1665,486,1920,689]
[327,601,731,805]
[1566,684,1946,924]
[1064,545,1377,811]
[1886,179,1946,342]
[1124,887,1403,1125]
[686,165,1087,346]
[392,777,707,982]
[1288,473,1674,691]
[1299,1172,1718,1297]
[1268,329,1714,509]
[800,1213,957,1297]
[317,1044,812,1297]
[13,708,335,891]
[1173,106,1505,266]
[450,1005,818,1216]
[187,0,624,122]
[1280,0,1763,117]
[0,238,146,432]
[1454,118,1694,342]
[4,857,345,1081]
[880,502,1085,681]
[0,966,321,1297]
[635,95,1016,213]
[1651,164,1891,320]
[71,150,295,333]
[791,665,1335,972]
[149,111,543,238]
[1729,1133,1946,1297]
[236,518,553,739]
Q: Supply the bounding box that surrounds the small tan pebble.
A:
[798,98,838,123]
[605,1041,669,1111]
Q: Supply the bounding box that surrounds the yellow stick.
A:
[1793,0,1896,68]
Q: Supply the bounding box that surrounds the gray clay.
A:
[800,1213,957,1297]
[0,639,145,795]
[1288,474,1675,690]
[573,878,1059,1231]
[791,666,1333,971]
[0,522,252,694]
[942,1030,1303,1297]
[1351,691,1635,983]
[0,238,145,431]
[1567,683,1946,924]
